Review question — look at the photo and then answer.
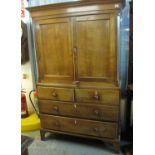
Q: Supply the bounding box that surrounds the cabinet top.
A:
[26,0,125,13]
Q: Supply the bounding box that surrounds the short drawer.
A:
[39,100,119,122]
[75,88,119,105]
[40,114,118,139]
[37,86,74,102]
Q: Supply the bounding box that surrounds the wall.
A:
[21,62,35,114]
[21,0,36,114]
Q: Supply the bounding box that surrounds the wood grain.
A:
[40,114,118,139]
[36,18,73,82]
[75,88,119,105]
[75,14,113,82]
[27,0,122,152]
[37,86,74,102]
[39,100,119,121]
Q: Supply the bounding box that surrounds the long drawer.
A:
[40,114,118,139]
[75,88,119,105]
[39,100,119,122]
[37,86,74,102]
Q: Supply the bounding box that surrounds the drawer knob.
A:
[74,104,77,109]
[53,106,59,111]
[74,120,77,125]
[114,4,120,8]
[93,127,98,132]
[94,110,99,115]
[55,122,59,126]
[93,90,100,100]
[51,89,58,97]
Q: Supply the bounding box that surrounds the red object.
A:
[33,91,38,97]
[21,91,29,118]
[21,0,25,18]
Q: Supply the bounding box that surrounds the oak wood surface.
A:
[39,100,119,121]
[27,0,123,17]
[40,128,120,153]
[34,13,118,84]
[37,86,74,102]
[75,88,119,105]
[27,0,122,152]
[74,14,117,83]
[37,81,119,88]
[40,128,120,142]
[40,114,118,139]
[35,17,74,82]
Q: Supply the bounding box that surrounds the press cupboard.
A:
[27,0,124,153]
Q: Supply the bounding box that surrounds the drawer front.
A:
[39,100,119,122]
[37,86,74,102]
[40,114,118,139]
[75,88,119,105]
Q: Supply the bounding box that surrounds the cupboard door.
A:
[35,18,73,82]
[74,14,117,83]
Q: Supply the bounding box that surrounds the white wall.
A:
[21,0,36,114]
[21,62,35,114]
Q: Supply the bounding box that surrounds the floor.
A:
[22,130,127,155]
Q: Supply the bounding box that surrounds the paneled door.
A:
[35,17,74,82]
[74,14,117,83]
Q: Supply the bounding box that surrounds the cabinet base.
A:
[40,129,120,153]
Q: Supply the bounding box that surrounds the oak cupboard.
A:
[27,0,124,153]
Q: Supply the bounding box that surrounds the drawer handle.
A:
[93,127,105,132]
[51,89,58,97]
[94,110,99,115]
[53,106,59,111]
[74,120,78,125]
[93,127,98,132]
[93,90,100,100]
[55,122,60,127]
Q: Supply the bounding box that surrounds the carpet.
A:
[27,134,123,155]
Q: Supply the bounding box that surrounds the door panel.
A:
[74,14,117,82]
[35,18,73,82]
